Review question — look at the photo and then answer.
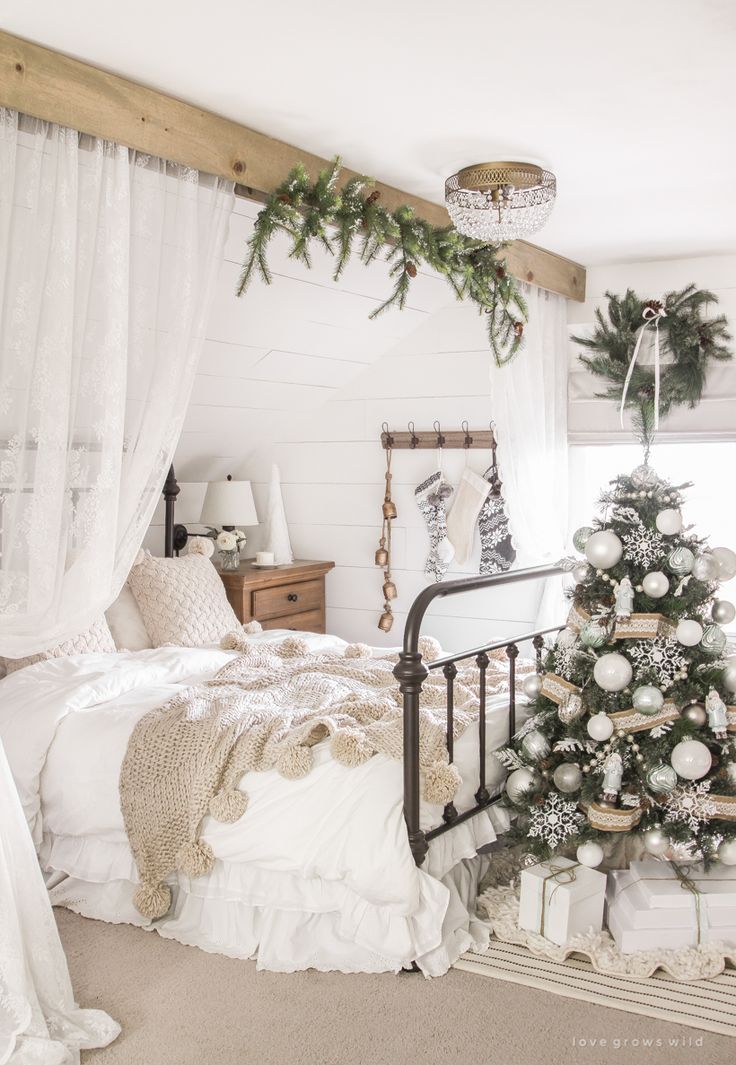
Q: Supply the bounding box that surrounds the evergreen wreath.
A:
[236,157,528,366]
[573,285,732,456]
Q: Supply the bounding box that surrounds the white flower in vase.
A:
[233,529,247,553]
[216,530,238,552]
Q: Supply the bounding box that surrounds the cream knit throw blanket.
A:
[120,634,517,919]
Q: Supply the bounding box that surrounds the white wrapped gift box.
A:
[606,863,736,953]
[519,857,607,947]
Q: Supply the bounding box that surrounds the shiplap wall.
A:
[147,195,546,650]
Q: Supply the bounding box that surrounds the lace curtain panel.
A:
[489,284,569,627]
[0,109,234,656]
[0,734,121,1064]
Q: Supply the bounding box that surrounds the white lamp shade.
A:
[200,478,259,527]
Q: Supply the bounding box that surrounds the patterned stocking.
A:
[415,470,455,582]
[478,467,516,575]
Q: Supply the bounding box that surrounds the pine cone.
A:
[643,299,664,314]
[366,190,381,206]
[405,262,417,278]
[277,193,291,205]
[496,265,507,279]
[514,321,524,337]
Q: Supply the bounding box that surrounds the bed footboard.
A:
[394,563,564,865]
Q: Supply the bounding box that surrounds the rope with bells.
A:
[376,428,397,631]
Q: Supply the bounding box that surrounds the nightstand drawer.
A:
[253,579,323,621]
[260,609,325,634]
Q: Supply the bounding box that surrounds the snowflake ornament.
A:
[628,637,687,685]
[621,525,666,568]
[552,645,579,680]
[527,791,585,849]
[664,781,717,832]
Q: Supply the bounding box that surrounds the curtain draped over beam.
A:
[490,283,569,628]
[0,109,234,657]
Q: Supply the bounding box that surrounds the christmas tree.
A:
[498,462,736,870]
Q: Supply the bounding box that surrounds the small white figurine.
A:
[614,576,635,620]
[705,688,728,740]
[602,752,623,803]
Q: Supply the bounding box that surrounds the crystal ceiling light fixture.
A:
[445,161,556,242]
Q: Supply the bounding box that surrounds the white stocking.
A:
[446,469,491,566]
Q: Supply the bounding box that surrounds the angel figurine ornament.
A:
[705,688,728,740]
[614,576,635,620]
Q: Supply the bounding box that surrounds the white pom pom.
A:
[344,642,372,659]
[187,536,215,559]
[418,636,442,662]
[243,620,263,634]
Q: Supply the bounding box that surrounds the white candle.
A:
[256,551,275,566]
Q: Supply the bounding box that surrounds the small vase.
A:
[219,549,240,571]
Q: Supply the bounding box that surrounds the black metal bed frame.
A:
[162,466,564,866]
[393,563,565,866]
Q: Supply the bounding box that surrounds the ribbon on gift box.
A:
[538,861,581,938]
[616,861,735,946]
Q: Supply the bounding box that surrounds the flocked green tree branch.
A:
[236,157,528,366]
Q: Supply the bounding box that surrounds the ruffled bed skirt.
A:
[41,810,506,978]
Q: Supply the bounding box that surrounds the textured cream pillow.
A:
[127,551,239,647]
[106,583,153,651]
[2,616,117,674]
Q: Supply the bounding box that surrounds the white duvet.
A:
[0,630,516,976]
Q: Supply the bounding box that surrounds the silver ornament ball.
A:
[712,600,736,625]
[667,546,695,576]
[632,685,664,715]
[573,526,595,552]
[521,730,551,761]
[631,464,659,489]
[682,702,707,727]
[712,546,736,581]
[645,762,677,794]
[552,762,583,793]
[522,672,544,699]
[692,553,718,582]
[700,624,727,657]
[505,767,540,803]
[642,826,670,857]
[572,562,590,585]
[722,659,736,694]
[580,620,608,648]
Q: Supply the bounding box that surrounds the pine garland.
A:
[573,286,732,456]
[236,157,528,366]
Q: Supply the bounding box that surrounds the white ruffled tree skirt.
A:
[476,881,736,982]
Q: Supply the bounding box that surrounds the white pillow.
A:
[1,616,117,674]
[127,550,239,647]
[106,583,154,651]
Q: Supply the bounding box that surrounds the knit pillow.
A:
[127,551,239,648]
[2,616,117,674]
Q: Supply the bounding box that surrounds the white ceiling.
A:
[3,0,736,265]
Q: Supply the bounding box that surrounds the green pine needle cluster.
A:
[499,469,736,866]
[573,286,732,458]
[236,157,528,367]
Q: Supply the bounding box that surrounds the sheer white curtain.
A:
[0,110,234,656]
[490,284,569,627]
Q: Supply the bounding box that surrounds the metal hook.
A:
[461,419,472,449]
[407,421,419,449]
[382,421,394,449]
[433,419,445,448]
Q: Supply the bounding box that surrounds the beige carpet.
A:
[57,909,733,1065]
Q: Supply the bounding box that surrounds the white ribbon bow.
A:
[620,302,667,430]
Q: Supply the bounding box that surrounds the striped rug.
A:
[455,940,736,1037]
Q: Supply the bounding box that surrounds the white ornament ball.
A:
[712,600,736,625]
[587,712,614,741]
[631,685,664,715]
[576,841,604,869]
[593,652,633,692]
[655,509,683,536]
[670,739,712,781]
[522,673,544,699]
[722,658,736,694]
[642,571,669,599]
[572,562,590,585]
[642,826,670,857]
[553,763,583,793]
[584,530,623,570]
[692,553,718,582]
[718,839,736,866]
[675,619,704,647]
[712,546,736,581]
[505,767,539,803]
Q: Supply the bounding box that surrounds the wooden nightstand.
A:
[217,559,335,633]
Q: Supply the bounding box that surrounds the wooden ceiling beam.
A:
[0,30,585,301]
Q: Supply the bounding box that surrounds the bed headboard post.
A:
[163,464,180,558]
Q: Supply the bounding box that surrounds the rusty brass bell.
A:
[382,499,397,520]
[378,603,394,632]
[374,541,389,567]
[383,576,397,600]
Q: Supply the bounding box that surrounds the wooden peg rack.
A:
[380,426,497,451]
